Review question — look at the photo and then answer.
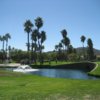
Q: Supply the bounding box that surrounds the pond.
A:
[28,69,99,80]
[0,68,99,80]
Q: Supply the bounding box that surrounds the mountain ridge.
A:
[76,47,100,55]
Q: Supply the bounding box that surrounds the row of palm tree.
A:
[24,17,46,64]
[0,33,11,62]
[54,29,95,61]
[55,29,71,52]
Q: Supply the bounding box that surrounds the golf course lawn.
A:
[0,62,100,100]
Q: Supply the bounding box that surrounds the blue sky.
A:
[0,0,100,51]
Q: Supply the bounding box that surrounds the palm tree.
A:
[58,42,63,50]
[40,31,46,52]
[35,17,43,50]
[24,20,33,52]
[31,29,38,52]
[2,35,6,52]
[1,35,6,62]
[5,33,11,53]
[80,35,86,59]
[55,45,58,51]
[35,17,44,64]
[40,31,46,64]
[24,20,33,64]
[87,38,94,60]
[0,35,2,50]
[35,17,43,30]
[64,37,70,50]
[31,29,38,63]
[61,29,67,38]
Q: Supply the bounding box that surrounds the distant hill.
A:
[76,47,100,55]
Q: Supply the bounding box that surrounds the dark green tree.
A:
[80,35,86,59]
[87,38,95,60]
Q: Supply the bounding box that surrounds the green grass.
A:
[0,62,100,100]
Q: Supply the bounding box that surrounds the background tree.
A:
[87,38,95,60]
[80,35,86,59]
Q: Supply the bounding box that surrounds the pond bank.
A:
[31,62,96,72]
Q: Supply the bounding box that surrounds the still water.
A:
[0,68,99,80]
[29,69,99,80]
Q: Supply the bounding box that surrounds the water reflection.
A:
[29,69,99,80]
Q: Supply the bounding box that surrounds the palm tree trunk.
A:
[40,43,43,65]
[27,32,30,64]
[31,40,33,62]
[37,28,41,64]
[2,40,5,62]
[27,33,30,52]
[83,43,85,60]
[6,40,8,60]
[34,41,37,64]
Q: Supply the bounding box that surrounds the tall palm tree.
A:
[31,29,38,63]
[0,35,2,50]
[40,31,46,64]
[80,35,86,58]
[40,31,46,51]
[35,17,43,50]
[64,37,70,50]
[24,20,33,52]
[2,35,6,52]
[87,38,94,60]
[5,33,11,53]
[35,17,44,64]
[1,35,6,62]
[24,20,33,64]
[31,29,38,52]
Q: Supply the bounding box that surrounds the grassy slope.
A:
[0,62,100,100]
[32,61,72,66]
[89,62,100,76]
